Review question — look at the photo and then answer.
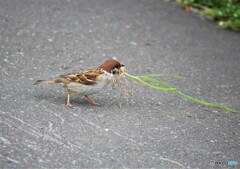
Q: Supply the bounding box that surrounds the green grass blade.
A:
[125,72,239,113]
[139,76,176,93]
[125,73,176,91]
[176,91,238,113]
[139,76,173,88]
[141,80,177,91]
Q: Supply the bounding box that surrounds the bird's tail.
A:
[34,79,55,85]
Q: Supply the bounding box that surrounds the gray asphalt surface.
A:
[1,0,240,168]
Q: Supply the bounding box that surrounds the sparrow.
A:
[34,59,125,107]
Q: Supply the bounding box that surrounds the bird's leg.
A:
[66,94,73,108]
[85,95,100,106]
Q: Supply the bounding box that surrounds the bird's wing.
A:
[60,69,103,85]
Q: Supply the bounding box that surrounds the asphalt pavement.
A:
[1,0,240,168]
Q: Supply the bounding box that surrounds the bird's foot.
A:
[66,103,73,108]
[85,95,100,106]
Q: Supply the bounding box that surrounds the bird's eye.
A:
[112,69,117,75]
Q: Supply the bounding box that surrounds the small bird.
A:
[34,59,125,107]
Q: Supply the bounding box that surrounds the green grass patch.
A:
[177,0,240,30]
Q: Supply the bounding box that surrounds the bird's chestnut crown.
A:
[98,59,125,74]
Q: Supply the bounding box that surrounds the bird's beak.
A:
[119,65,126,74]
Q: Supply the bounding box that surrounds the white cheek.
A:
[102,70,114,79]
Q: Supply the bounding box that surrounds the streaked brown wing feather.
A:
[60,69,103,85]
